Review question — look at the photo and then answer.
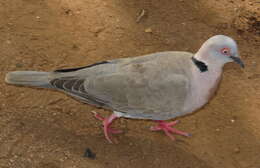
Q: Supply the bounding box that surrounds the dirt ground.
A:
[1,0,260,168]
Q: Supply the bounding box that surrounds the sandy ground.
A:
[1,0,260,168]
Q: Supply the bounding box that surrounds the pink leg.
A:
[150,120,191,140]
[92,111,122,143]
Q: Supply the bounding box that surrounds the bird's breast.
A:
[182,67,222,114]
[206,75,222,100]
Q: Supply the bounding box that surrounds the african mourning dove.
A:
[5,35,244,143]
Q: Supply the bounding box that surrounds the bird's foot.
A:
[150,120,191,140]
[92,111,122,143]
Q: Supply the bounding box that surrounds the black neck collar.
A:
[191,57,208,72]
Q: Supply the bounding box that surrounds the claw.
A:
[151,120,190,140]
[92,112,122,143]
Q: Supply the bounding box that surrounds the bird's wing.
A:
[85,72,189,120]
[49,51,192,120]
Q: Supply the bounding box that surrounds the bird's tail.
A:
[5,71,52,88]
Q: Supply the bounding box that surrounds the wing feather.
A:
[50,77,107,107]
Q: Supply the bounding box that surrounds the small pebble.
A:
[234,147,240,153]
[16,63,23,68]
[65,9,72,15]
[145,28,152,33]
[84,148,96,159]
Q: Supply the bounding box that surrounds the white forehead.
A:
[205,35,238,51]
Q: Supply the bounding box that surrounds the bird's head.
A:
[195,35,244,69]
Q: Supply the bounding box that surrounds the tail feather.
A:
[5,71,52,88]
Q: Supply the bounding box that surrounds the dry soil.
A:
[0,0,260,168]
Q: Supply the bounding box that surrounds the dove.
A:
[5,35,244,143]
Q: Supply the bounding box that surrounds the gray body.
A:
[6,52,194,120]
[5,35,243,121]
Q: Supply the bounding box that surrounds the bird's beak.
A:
[230,56,245,68]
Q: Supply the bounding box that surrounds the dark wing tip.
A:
[54,61,110,73]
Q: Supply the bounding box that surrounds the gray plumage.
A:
[5,35,244,121]
[6,52,193,120]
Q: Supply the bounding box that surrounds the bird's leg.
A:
[150,120,191,140]
[92,111,122,143]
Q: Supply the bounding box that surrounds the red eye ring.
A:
[221,48,230,55]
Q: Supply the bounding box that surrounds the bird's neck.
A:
[191,57,208,72]
[194,53,224,72]
[182,58,223,114]
[192,53,223,95]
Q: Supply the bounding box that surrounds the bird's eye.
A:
[221,48,230,55]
